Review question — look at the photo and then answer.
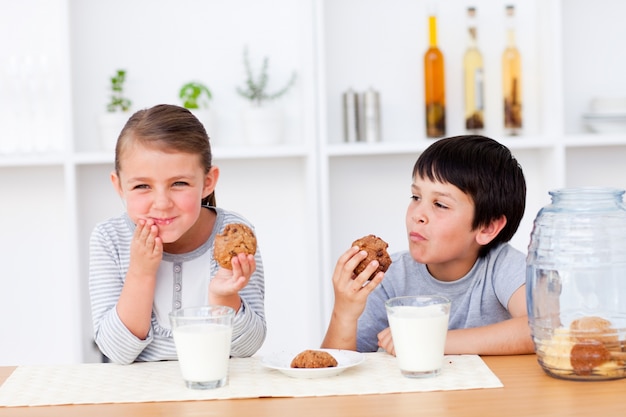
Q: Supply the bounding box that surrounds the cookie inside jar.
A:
[536,316,626,380]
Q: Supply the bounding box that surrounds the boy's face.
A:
[405,175,483,281]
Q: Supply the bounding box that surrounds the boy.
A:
[322,135,534,355]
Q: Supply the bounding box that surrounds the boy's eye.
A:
[410,195,420,201]
[435,201,449,209]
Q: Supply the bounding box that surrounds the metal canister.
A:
[342,88,360,142]
[361,87,381,142]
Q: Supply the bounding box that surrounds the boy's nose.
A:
[410,208,427,224]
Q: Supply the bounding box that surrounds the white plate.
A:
[260,349,365,379]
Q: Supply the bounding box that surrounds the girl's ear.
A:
[202,166,220,199]
[476,215,507,246]
[110,171,124,198]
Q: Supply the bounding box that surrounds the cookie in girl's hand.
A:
[351,234,392,279]
[214,223,257,269]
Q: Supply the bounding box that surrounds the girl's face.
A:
[112,141,217,244]
[405,175,482,281]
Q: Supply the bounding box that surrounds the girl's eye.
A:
[133,184,149,190]
[173,181,189,187]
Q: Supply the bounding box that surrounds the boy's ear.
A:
[476,215,507,246]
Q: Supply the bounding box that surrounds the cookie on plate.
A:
[352,234,392,279]
[290,350,338,368]
[214,223,257,269]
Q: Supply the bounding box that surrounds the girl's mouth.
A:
[152,217,175,226]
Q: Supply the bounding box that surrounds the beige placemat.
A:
[0,353,502,407]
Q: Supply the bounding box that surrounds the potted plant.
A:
[179,81,215,137]
[99,69,132,151]
[236,46,297,145]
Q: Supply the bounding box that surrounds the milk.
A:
[388,304,449,374]
[172,323,232,383]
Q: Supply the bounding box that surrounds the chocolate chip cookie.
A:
[352,234,392,279]
[214,223,257,269]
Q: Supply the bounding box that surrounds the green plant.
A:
[106,69,131,112]
[236,46,297,106]
[179,81,213,109]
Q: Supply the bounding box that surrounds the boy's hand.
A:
[209,253,256,309]
[377,327,395,355]
[321,246,385,350]
[128,219,163,277]
[331,246,384,321]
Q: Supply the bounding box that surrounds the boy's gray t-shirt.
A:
[356,243,526,352]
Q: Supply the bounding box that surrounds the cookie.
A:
[570,316,619,348]
[352,234,392,279]
[290,350,338,368]
[214,223,257,269]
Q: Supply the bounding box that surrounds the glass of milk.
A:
[169,306,234,389]
[385,295,451,378]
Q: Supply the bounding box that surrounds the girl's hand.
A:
[331,246,384,321]
[209,252,256,301]
[128,219,163,277]
[377,327,395,355]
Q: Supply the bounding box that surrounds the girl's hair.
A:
[413,135,526,257]
[114,104,216,206]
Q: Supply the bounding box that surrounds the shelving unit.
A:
[1,0,625,365]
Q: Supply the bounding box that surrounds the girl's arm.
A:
[90,220,161,365]
[115,219,161,340]
[226,248,266,357]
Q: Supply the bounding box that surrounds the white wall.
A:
[2,0,626,366]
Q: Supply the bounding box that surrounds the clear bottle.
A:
[526,188,626,380]
[463,6,484,132]
[424,13,445,138]
[502,5,522,135]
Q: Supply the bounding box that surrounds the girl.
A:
[89,104,266,364]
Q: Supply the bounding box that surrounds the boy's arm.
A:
[321,247,384,350]
[321,311,360,351]
[444,286,535,355]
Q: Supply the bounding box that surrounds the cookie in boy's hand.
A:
[214,223,257,269]
[351,234,392,279]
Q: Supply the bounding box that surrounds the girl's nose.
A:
[153,190,173,208]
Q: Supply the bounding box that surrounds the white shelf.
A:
[0,153,67,168]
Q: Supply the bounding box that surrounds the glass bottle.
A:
[463,6,484,132]
[526,187,626,380]
[424,13,445,138]
[502,4,522,135]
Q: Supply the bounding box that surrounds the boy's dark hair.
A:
[413,135,526,257]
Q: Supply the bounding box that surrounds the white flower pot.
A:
[98,112,130,151]
[242,106,284,146]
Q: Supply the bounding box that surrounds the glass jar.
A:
[527,187,626,380]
